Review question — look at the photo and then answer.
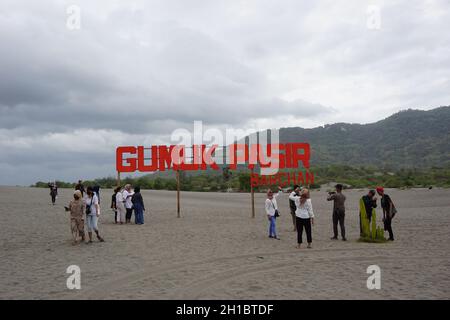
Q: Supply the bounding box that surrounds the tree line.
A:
[33,165,450,191]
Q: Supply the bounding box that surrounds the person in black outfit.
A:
[111,187,120,224]
[48,182,58,205]
[327,184,347,241]
[288,185,300,231]
[75,180,85,197]
[376,187,396,241]
[360,190,377,236]
[132,186,145,225]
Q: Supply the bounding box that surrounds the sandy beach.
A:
[0,186,449,300]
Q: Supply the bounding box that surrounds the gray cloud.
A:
[0,0,449,185]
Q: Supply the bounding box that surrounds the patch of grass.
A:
[357,237,389,243]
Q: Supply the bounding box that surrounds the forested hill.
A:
[279,106,450,169]
[32,107,450,189]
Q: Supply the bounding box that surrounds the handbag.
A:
[86,196,94,215]
[391,203,397,218]
[271,200,280,218]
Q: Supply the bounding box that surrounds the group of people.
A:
[57,178,396,247]
[265,184,397,248]
[111,184,146,225]
[66,183,104,245]
[64,180,146,245]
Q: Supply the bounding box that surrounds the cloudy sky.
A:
[1,0,449,185]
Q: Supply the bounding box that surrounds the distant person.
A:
[376,187,396,241]
[288,185,300,231]
[360,190,377,236]
[48,182,58,205]
[65,190,85,245]
[122,184,134,224]
[327,184,347,241]
[115,186,126,224]
[294,188,315,249]
[75,180,85,197]
[84,186,104,243]
[93,185,101,204]
[111,187,120,224]
[132,186,145,225]
[265,187,282,240]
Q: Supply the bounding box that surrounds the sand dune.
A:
[0,186,449,299]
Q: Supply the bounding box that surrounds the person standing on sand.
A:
[294,188,314,249]
[84,186,104,243]
[288,185,300,231]
[66,190,85,245]
[49,182,58,205]
[115,186,126,224]
[122,184,134,224]
[132,186,145,225]
[360,190,377,236]
[327,184,347,241]
[265,186,282,240]
[75,180,85,197]
[111,187,120,224]
[376,187,396,241]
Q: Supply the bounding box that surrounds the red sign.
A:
[116,143,311,173]
[250,171,314,187]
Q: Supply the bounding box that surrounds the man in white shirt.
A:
[122,184,134,223]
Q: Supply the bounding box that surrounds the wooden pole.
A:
[176,170,181,218]
[307,169,310,189]
[251,168,255,218]
[117,171,121,187]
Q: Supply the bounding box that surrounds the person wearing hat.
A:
[66,190,86,245]
[327,183,347,241]
[360,190,378,237]
[376,187,396,241]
